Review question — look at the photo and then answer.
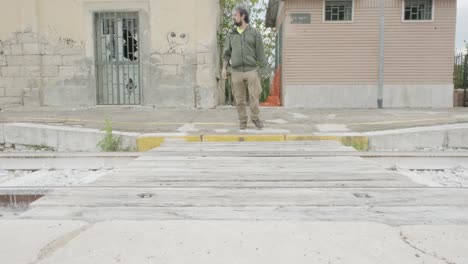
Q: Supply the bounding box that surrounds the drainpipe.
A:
[377,0,385,108]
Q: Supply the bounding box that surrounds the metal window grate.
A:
[325,0,353,21]
[94,12,141,105]
[404,0,433,21]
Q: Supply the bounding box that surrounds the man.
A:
[222,4,267,130]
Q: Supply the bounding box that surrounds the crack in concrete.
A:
[166,210,194,219]
[367,205,385,214]
[29,223,94,264]
[399,230,456,264]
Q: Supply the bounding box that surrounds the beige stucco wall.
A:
[0,0,219,108]
[0,0,38,39]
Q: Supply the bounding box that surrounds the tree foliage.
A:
[218,0,276,73]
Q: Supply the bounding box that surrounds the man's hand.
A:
[221,68,227,80]
[258,67,269,79]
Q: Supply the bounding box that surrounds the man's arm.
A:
[255,30,267,74]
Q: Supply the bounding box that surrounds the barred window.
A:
[325,0,353,21]
[404,0,433,21]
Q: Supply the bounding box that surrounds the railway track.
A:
[0,141,466,224]
[1,150,468,170]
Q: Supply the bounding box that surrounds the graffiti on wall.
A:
[167,32,189,54]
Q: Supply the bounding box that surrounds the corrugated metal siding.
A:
[384,0,457,84]
[283,0,380,85]
[281,0,456,85]
[285,0,321,9]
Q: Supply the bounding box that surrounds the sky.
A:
[456,0,468,51]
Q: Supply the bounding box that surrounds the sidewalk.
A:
[1,106,468,133]
[1,106,468,151]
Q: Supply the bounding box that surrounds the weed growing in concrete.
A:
[30,145,55,151]
[97,118,122,152]
[0,143,55,152]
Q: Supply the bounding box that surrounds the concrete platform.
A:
[0,220,88,264]
[1,220,467,264]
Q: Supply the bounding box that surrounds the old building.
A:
[266,0,457,108]
[0,0,221,108]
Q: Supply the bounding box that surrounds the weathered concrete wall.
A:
[0,0,219,108]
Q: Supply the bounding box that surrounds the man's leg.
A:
[246,70,263,128]
[231,71,248,128]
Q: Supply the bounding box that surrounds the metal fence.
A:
[454,52,468,106]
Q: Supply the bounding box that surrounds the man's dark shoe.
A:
[240,122,247,130]
[252,119,264,129]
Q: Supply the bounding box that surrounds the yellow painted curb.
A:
[203,135,285,142]
[136,134,369,152]
[286,135,339,141]
[137,136,201,151]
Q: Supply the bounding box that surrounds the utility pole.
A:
[378,0,385,109]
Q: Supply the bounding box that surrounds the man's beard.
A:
[234,20,243,27]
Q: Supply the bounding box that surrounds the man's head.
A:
[232,4,250,27]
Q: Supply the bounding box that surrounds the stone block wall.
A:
[0,30,93,107]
